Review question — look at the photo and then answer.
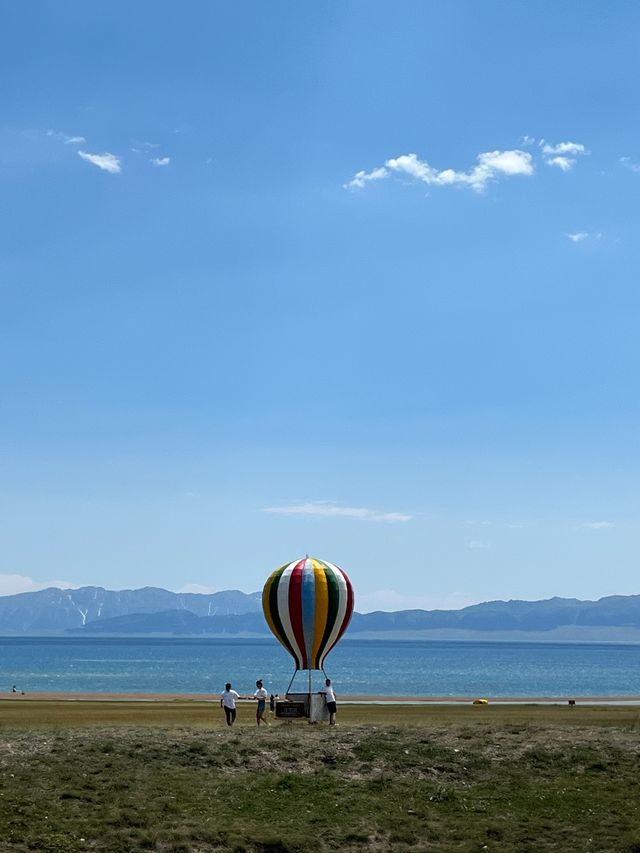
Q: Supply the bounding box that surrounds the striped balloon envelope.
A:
[262,557,354,671]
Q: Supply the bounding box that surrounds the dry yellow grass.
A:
[1,697,638,729]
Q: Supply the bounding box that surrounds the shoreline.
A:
[2,692,640,704]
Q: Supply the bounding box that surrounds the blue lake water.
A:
[2,637,640,697]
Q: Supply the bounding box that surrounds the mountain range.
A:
[0,586,261,634]
[3,585,640,641]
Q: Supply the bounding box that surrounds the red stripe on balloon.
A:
[288,560,308,669]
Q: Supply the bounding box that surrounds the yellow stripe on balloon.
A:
[262,571,284,647]
[311,559,329,667]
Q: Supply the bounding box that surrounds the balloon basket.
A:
[275,693,329,722]
[274,670,330,723]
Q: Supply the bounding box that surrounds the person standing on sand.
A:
[319,678,337,725]
[253,680,269,725]
[220,682,240,727]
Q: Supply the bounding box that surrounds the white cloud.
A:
[46,129,86,145]
[542,141,587,156]
[78,150,122,174]
[150,156,170,167]
[566,231,602,243]
[344,166,389,189]
[541,140,588,170]
[468,539,490,550]
[175,583,217,594]
[547,156,574,171]
[0,574,75,596]
[620,156,640,173]
[477,149,534,176]
[521,135,536,146]
[385,153,434,182]
[580,521,615,529]
[263,501,413,522]
[346,148,533,193]
[356,589,479,613]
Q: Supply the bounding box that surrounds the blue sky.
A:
[1,1,640,610]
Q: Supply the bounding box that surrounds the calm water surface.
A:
[2,637,640,696]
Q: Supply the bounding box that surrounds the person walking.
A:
[220,682,240,727]
[319,678,337,725]
[253,680,269,725]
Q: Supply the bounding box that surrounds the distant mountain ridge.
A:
[2,585,640,638]
[0,586,262,634]
[353,595,640,632]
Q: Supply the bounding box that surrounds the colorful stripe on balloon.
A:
[262,557,354,670]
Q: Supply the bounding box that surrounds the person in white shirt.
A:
[253,679,269,725]
[319,678,337,725]
[220,682,240,727]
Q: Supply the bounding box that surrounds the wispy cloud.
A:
[131,140,160,150]
[620,156,640,173]
[46,129,86,145]
[546,156,574,171]
[566,231,602,243]
[263,501,413,522]
[345,148,534,193]
[150,156,170,167]
[175,583,217,594]
[356,589,479,613]
[347,166,389,190]
[540,140,588,171]
[580,521,615,529]
[78,150,122,174]
[0,573,75,596]
[468,539,490,550]
[542,141,586,156]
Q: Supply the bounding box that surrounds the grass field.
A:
[1,700,640,852]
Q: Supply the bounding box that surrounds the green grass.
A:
[1,701,640,851]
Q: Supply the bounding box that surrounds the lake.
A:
[2,636,640,697]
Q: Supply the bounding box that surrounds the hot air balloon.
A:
[262,556,354,703]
